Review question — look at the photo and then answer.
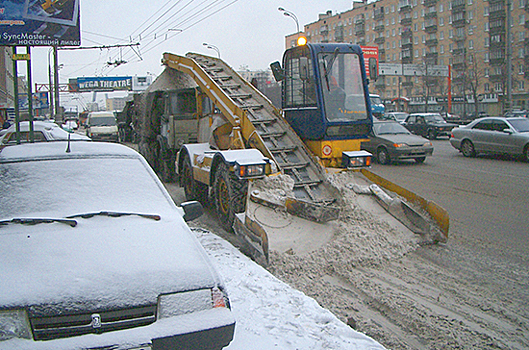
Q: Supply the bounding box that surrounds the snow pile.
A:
[266,171,421,328]
[193,227,385,350]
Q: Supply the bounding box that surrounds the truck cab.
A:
[271,43,373,167]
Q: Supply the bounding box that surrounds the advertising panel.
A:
[360,46,378,76]
[0,0,80,46]
[68,77,134,92]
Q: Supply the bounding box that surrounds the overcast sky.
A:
[20,0,357,109]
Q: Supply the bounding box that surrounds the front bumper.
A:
[0,308,235,350]
[391,146,433,160]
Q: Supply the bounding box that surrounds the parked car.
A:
[0,141,235,350]
[85,111,119,142]
[62,119,79,131]
[384,111,409,124]
[403,113,457,139]
[450,117,529,162]
[361,119,434,164]
[504,110,528,118]
[0,120,90,146]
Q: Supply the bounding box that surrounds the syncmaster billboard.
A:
[0,0,80,46]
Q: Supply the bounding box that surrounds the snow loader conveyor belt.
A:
[162,52,342,222]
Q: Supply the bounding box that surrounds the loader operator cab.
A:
[271,42,374,167]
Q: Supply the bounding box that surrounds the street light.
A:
[278,7,300,33]
[203,42,220,58]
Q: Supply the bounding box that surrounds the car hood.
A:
[377,133,430,146]
[0,216,221,314]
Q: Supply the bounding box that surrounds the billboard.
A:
[360,46,379,77]
[68,77,134,92]
[0,0,80,46]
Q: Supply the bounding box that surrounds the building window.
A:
[440,17,444,26]
[440,31,444,40]
[440,45,444,54]
[469,40,474,49]
[485,68,489,77]
[484,83,490,91]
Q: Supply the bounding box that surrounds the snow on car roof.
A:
[0,141,133,162]
[1,142,223,309]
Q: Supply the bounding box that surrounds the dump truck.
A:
[135,42,449,265]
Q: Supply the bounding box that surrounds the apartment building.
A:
[286,0,528,116]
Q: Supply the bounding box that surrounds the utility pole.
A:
[53,46,60,122]
[505,0,512,113]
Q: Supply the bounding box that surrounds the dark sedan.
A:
[450,117,529,162]
[362,120,434,164]
[403,113,458,139]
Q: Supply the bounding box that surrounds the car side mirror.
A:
[180,201,204,222]
[270,61,285,82]
[503,128,513,134]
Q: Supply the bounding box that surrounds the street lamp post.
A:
[202,42,220,58]
[278,7,300,33]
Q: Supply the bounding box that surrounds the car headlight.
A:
[424,142,433,147]
[0,309,31,341]
[393,143,408,148]
[158,287,228,319]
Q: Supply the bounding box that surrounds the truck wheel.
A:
[182,156,208,204]
[213,162,248,232]
[377,147,391,165]
[461,140,476,157]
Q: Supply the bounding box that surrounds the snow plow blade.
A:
[233,181,338,266]
[284,197,340,223]
[360,169,449,243]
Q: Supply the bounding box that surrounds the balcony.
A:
[489,9,506,20]
[354,25,365,36]
[426,52,438,60]
[451,0,465,10]
[425,24,438,33]
[425,0,438,6]
[426,38,438,46]
[488,0,505,4]
[374,36,386,44]
[425,11,437,19]
[334,27,344,42]
[489,74,504,82]
[374,8,385,20]
[400,17,413,25]
[452,18,467,28]
[402,81,414,88]
[375,24,385,32]
[399,4,412,13]
[489,41,505,49]
[401,28,413,38]
[489,24,505,35]
[453,47,466,55]
[402,56,413,64]
[490,57,505,65]
[453,34,466,42]
[402,40,413,49]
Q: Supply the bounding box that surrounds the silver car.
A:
[450,117,529,162]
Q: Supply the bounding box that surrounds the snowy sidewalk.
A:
[193,228,385,350]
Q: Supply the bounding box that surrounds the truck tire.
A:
[213,162,248,233]
[182,155,208,204]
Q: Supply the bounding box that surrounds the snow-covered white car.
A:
[0,120,90,146]
[0,141,235,350]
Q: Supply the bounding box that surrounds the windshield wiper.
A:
[0,217,77,227]
[66,211,161,221]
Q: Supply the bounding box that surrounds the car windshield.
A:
[508,118,529,133]
[0,157,174,222]
[374,122,411,135]
[424,114,446,123]
[318,52,369,122]
[392,113,408,121]
[90,115,116,126]
[370,95,382,105]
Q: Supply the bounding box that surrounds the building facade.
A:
[286,0,528,116]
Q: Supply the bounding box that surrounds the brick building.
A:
[286,0,528,116]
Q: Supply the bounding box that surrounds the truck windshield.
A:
[319,52,368,123]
